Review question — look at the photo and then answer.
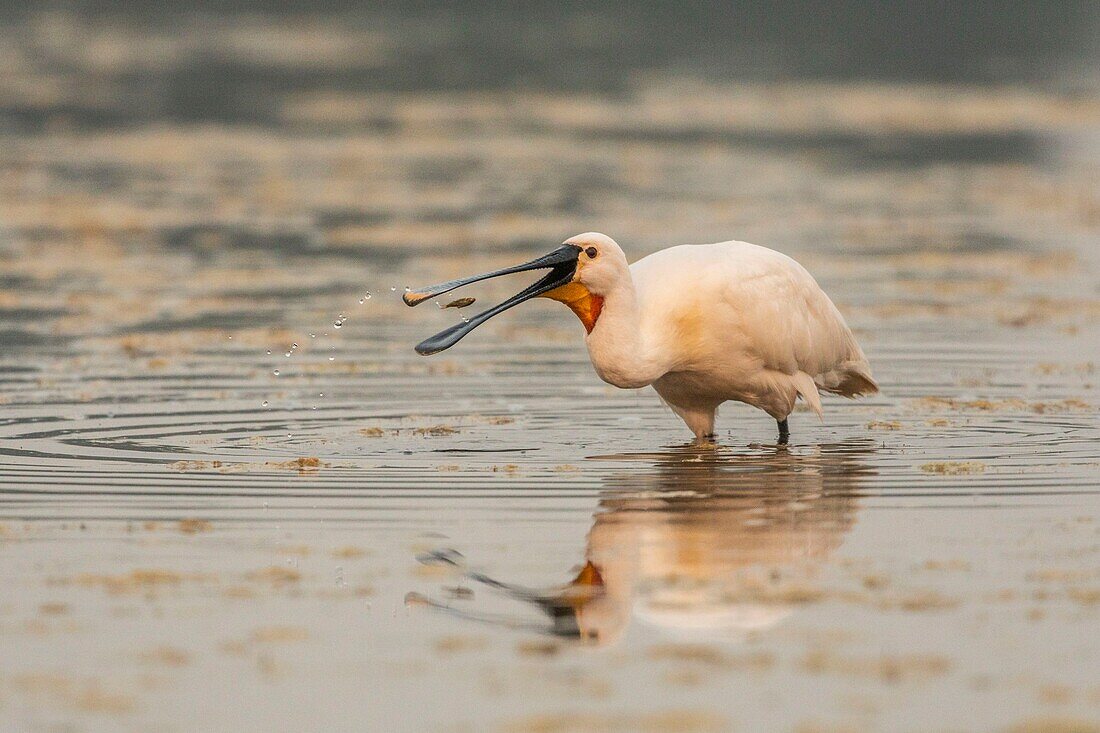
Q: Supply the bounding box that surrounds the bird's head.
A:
[403,232,626,355]
[559,232,629,295]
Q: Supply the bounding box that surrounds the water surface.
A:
[1,7,1099,732]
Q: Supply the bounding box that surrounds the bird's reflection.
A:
[407,442,873,645]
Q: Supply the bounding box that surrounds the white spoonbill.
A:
[404,233,877,443]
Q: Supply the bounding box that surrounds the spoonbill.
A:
[408,446,863,643]
[404,233,877,443]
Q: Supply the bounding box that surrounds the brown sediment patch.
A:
[426,361,468,376]
[169,460,223,471]
[267,457,325,472]
[1006,718,1100,733]
[800,650,951,682]
[222,585,256,599]
[922,560,972,572]
[647,643,775,671]
[358,427,386,437]
[1038,685,1075,705]
[138,645,191,667]
[276,544,311,557]
[861,574,890,590]
[921,461,986,475]
[836,587,961,611]
[251,626,308,643]
[332,546,367,559]
[886,590,961,612]
[65,569,209,595]
[1067,588,1100,606]
[177,518,212,534]
[999,298,1100,328]
[866,420,902,430]
[915,397,1093,413]
[13,673,135,714]
[1034,362,1096,377]
[411,425,459,436]
[498,711,729,733]
[38,602,69,615]
[434,634,489,654]
[719,579,826,606]
[1027,569,1096,583]
[245,566,301,586]
[516,640,563,657]
[1029,399,1093,414]
[662,668,706,687]
[443,585,474,600]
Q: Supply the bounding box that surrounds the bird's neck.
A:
[583,280,662,389]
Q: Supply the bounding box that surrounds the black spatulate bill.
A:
[404,244,580,355]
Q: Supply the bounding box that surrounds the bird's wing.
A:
[633,242,876,396]
[715,243,875,395]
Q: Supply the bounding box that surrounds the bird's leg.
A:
[777,418,790,445]
[690,432,718,446]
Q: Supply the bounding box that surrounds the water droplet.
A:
[328,356,335,361]
[333,321,342,328]
[285,351,292,357]
[390,286,397,292]
[404,286,411,292]
[273,369,280,376]
[292,343,298,349]
[364,291,372,300]
[460,314,470,323]
[266,350,271,355]
[310,333,316,338]
[319,392,324,398]
[262,400,269,407]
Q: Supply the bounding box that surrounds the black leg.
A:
[777,418,789,445]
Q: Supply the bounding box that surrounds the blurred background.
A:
[3,0,1098,350]
[3,2,1099,123]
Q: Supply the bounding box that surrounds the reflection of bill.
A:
[408,443,871,645]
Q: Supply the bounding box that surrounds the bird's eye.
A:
[585,247,598,259]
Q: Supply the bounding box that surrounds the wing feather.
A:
[632,241,877,397]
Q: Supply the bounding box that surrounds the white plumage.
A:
[406,231,877,443]
[560,233,877,441]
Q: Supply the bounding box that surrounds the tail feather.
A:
[791,371,824,420]
[821,361,878,398]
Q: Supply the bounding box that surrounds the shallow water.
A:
[2,7,1100,733]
